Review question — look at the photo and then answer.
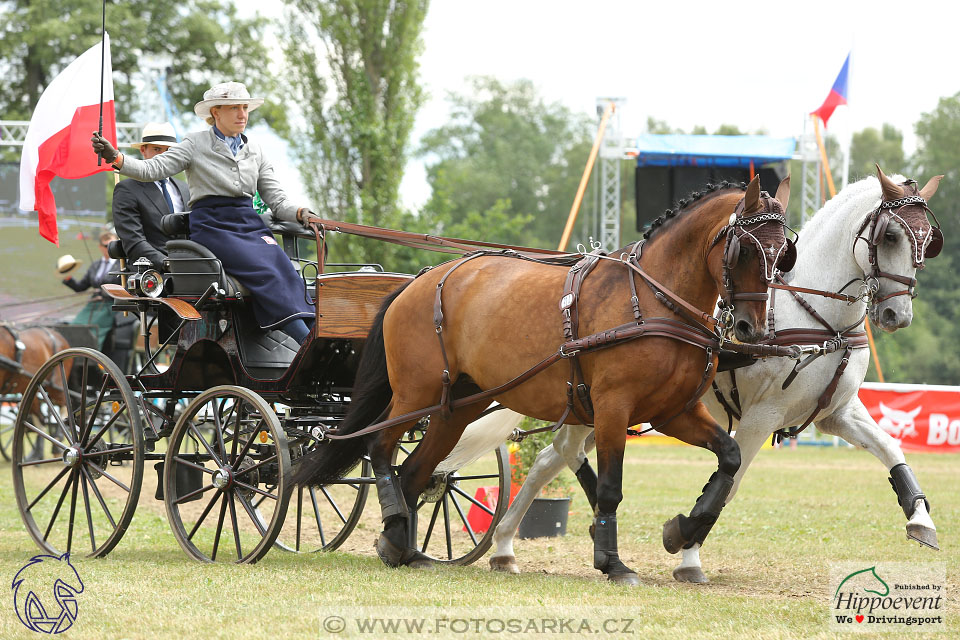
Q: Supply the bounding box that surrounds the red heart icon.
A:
[855,615,864,623]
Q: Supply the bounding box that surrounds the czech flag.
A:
[811,52,850,128]
[19,34,117,246]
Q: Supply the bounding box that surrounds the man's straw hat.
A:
[130,122,178,151]
[57,255,80,274]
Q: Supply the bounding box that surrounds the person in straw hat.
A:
[112,122,190,268]
[61,230,121,351]
[91,81,315,343]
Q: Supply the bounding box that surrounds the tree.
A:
[278,0,428,270]
[0,1,275,123]
[418,76,593,249]
[848,124,906,180]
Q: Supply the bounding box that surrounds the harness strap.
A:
[773,345,852,444]
[559,255,601,423]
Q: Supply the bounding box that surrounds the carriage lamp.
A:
[126,257,165,298]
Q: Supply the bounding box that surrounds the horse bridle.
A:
[853,181,942,304]
[712,191,795,330]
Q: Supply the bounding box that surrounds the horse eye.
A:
[884,231,897,243]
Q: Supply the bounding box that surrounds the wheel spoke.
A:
[84,460,130,493]
[229,400,242,462]
[173,456,216,474]
[231,426,260,468]
[77,361,88,444]
[442,494,453,560]
[23,419,68,452]
[236,492,268,537]
[228,493,242,561]
[188,491,222,541]
[80,377,109,445]
[420,499,443,554]
[309,486,326,547]
[451,473,501,481]
[295,486,303,552]
[212,400,227,459]
[318,485,346,523]
[210,494,228,560]
[66,473,80,555]
[79,471,96,552]
[83,445,134,458]
[449,483,496,516]
[58,362,77,439]
[449,491,478,545]
[232,479,276,501]
[233,453,277,478]
[27,466,70,512]
[188,422,223,467]
[37,385,74,445]
[85,403,128,450]
[81,466,115,528]
[43,471,74,542]
[19,456,64,467]
[173,483,216,505]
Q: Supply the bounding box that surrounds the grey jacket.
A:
[117,128,301,223]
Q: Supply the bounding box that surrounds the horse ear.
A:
[876,164,904,201]
[743,175,762,214]
[919,175,944,201]
[775,175,791,211]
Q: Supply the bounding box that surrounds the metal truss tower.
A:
[598,97,626,251]
[0,121,143,148]
[797,117,822,225]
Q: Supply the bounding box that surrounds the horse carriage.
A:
[10,167,944,582]
[9,210,516,564]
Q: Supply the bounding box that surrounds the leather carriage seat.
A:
[159,213,249,299]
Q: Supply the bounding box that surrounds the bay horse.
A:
[487,166,944,583]
[296,175,794,584]
[0,324,71,459]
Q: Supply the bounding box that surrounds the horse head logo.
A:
[11,553,84,634]
[877,402,921,440]
[835,566,890,600]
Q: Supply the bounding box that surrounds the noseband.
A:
[853,181,943,304]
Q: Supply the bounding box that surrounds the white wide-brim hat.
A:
[57,254,80,274]
[193,81,264,118]
[130,122,178,150]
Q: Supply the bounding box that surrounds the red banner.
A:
[859,382,960,452]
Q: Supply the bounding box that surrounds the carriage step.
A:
[154,461,205,502]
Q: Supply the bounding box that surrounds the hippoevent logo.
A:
[830,562,945,632]
[11,553,84,634]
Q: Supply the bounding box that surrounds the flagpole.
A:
[97,0,106,166]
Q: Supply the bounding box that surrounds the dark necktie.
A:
[159,178,175,213]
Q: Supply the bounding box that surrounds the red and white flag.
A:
[19,34,117,245]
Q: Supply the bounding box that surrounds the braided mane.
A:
[642,181,747,241]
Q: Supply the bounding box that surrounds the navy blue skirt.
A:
[190,196,314,329]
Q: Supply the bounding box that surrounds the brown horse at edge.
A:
[296,176,791,584]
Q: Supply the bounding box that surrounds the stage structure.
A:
[632,134,796,232]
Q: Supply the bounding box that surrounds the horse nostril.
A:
[735,320,753,338]
[881,307,897,326]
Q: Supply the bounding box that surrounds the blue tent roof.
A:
[634,134,796,168]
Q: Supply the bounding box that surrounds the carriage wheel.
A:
[396,431,511,566]
[273,454,371,553]
[11,348,144,558]
[164,386,291,563]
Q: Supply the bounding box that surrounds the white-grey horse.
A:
[482,167,943,582]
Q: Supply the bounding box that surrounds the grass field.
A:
[0,444,956,639]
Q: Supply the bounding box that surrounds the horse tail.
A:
[292,280,412,487]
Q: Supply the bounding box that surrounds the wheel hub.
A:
[212,467,232,489]
[420,474,448,503]
[62,447,82,467]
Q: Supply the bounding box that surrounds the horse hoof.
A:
[672,566,709,584]
[607,571,640,586]
[906,523,940,550]
[402,550,435,570]
[662,515,688,554]
[375,533,403,567]
[489,555,520,574]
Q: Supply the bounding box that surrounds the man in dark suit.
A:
[113,122,190,268]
